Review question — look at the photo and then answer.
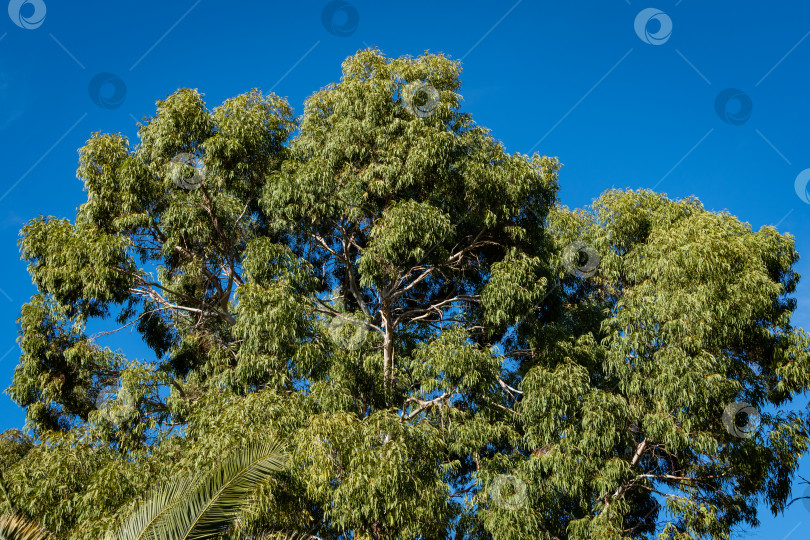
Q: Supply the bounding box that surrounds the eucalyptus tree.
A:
[2,49,809,539]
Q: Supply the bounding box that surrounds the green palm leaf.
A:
[113,442,288,540]
[111,473,198,540]
[251,533,321,539]
[0,514,50,540]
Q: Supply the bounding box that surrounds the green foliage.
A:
[3,50,809,539]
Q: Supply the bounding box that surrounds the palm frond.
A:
[250,533,321,540]
[112,441,288,540]
[0,514,50,540]
[111,473,198,540]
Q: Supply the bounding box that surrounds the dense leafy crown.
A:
[1,50,809,539]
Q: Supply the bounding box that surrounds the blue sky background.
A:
[1,0,809,537]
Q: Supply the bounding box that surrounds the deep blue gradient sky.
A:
[1,1,809,537]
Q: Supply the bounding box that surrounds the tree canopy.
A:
[2,49,809,540]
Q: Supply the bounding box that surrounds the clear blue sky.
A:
[1,1,808,537]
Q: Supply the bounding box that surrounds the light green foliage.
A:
[515,190,810,538]
[3,50,809,539]
[1,428,153,538]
